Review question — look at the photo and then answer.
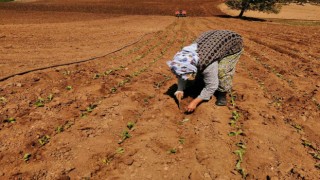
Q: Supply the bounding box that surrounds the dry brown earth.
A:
[0,0,319,179]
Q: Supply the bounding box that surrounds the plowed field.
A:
[0,0,319,179]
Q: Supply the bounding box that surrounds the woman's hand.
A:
[174,91,184,102]
[186,98,203,113]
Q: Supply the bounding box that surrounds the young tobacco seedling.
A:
[309,152,320,160]
[102,157,113,165]
[229,92,237,107]
[230,111,240,127]
[66,86,72,90]
[127,122,135,130]
[179,138,185,144]
[118,130,131,144]
[62,70,71,75]
[110,87,117,93]
[116,147,125,154]
[168,149,177,154]
[234,142,247,178]
[86,104,98,113]
[47,94,54,102]
[228,130,243,137]
[35,97,45,107]
[93,73,100,79]
[4,117,16,123]
[302,139,316,150]
[23,153,31,162]
[38,135,50,146]
[56,126,64,133]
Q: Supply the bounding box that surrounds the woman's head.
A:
[167,43,199,80]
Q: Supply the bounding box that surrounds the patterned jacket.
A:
[194,30,243,71]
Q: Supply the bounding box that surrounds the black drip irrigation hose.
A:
[0,32,152,82]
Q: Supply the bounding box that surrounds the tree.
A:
[225,0,320,18]
[225,0,282,18]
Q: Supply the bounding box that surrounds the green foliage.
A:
[47,94,54,101]
[4,117,16,123]
[234,142,247,178]
[35,97,45,107]
[179,137,185,144]
[56,126,64,133]
[38,135,50,146]
[225,0,282,17]
[127,122,135,130]
[23,153,31,162]
[93,73,100,79]
[102,157,113,165]
[118,130,131,144]
[66,86,72,90]
[0,0,14,2]
[228,130,243,136]
[230,111,240,127]
[168,148,177,154]
[86,104,97,113]
[309,152,320,160]
[116,147,125,154]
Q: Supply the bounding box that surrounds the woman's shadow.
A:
[164,75,206,111]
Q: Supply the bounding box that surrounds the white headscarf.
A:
[166,43,199,80]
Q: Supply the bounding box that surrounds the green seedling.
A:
[228,130,243,137]
[234,142,247,178]
[104,70,113,76]
[93,73,100,79]
[38,135,50,146]
[4,117,16,123]
[62,70,71,75]
[178,118,189,125]
[127,122,135,130]
[116,147,125,154]
[110,87,117,93]
[122,130,131,139]
[292,124,303,132]
[35,97,45,107]
[118,130,131,144]
[309,152,320,160]
[315,163,320,169]
[230,92,237,107]
[168,148,177,154]
[232,111,240,120]
[66,86,72,90]
[302,139,316,150]
[179,138,185,144]
[230,111,240,127]
[102,157,113,165]
[56,126,64,133]
[23,153,31,162]
[80,112,88,118]
[47,94,54,102]
[86,104,98,113]
[236,142,247,149]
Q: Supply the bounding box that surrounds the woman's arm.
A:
[198,61,219,100]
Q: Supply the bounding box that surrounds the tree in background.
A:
[225,0,319,18]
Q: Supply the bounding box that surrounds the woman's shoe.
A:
[215,91,227,106]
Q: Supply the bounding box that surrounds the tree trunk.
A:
[238,0,251,18]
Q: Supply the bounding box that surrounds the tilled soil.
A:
[0,0,319,179]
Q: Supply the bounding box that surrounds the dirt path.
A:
[0,1,320,179]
